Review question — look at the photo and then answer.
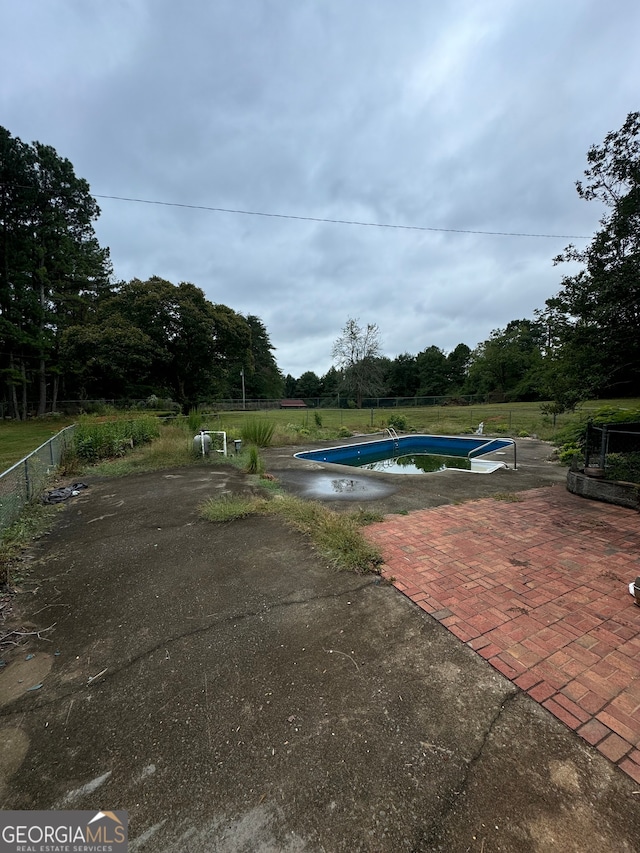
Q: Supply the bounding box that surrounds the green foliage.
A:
[267,496,382,573]
[557,443,582,465]
[547,112,640,397]
[0,126,112,420]
[241,419,275,447]
[606,452,640,484]
[416,346,449,396]
[243,314,285,399]
[539,394,581,426]
[387,413,407,431]
[314,411,323,428]
[554,405,640,466]
[68,421,224,477]
[464,320,545,401]
[589,405,640,425]
[296,371,323,398]
[387,353,419,397]
[212,399,638,447]
[73,417,160,462]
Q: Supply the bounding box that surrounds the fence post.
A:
[599,426,608,469]
[24,458,31,501]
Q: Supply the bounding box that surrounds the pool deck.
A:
[363,484,640,782]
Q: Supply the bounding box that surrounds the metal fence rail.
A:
[0,425,77,533]
[584,422,640,469]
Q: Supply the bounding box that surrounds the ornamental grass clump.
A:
[241,419,275,447]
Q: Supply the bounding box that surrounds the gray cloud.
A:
[1,0,638,378]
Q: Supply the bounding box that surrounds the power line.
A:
[92,193,588,240]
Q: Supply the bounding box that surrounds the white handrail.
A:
[467,437,517,470]
[384,427,400,452]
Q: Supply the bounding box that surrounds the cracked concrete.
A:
[1,463,639,852]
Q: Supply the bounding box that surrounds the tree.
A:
[416,346,448,397]
[331,318,383,407]
[548,111,640,396]
[75,277,253,406]
[446,343,472,391]
[386,353,419,398]
[295,371,323,398]
[60,314,162,399]
[320,366,342,401]
[465,320,545,401]
[0,127,112,417]
[284,374,297,397]
[243,315,284,399]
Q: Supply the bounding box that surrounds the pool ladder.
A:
[385,427,400,450]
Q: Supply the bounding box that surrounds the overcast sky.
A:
[1,1,639,378]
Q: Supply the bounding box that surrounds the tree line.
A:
[288,112,640,410]
[0,127,283,417]
[2,112,638,417]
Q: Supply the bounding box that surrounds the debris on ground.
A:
[41,483,89,504]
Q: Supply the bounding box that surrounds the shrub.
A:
[606,452,640,484]
[314,411,323,428]
[558,443,582,466]
[387,414,407,431]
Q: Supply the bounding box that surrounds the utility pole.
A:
[241,367,245,410]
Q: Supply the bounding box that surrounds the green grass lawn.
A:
[0,417,76,471]
[208,398,640,446]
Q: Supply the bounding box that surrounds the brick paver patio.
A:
[363,484,640,782]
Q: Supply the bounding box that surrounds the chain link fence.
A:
[0,425,77,533]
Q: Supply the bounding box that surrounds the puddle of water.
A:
[302,475,394,500]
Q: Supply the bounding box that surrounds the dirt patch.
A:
[0,653,54,707]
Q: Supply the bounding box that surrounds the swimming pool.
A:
[294,434,516,474]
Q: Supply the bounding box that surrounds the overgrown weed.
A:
[200,494,267,522]
[79,424,198,476]
[199,492,383,573]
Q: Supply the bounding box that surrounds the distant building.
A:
[279,399,307,409]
